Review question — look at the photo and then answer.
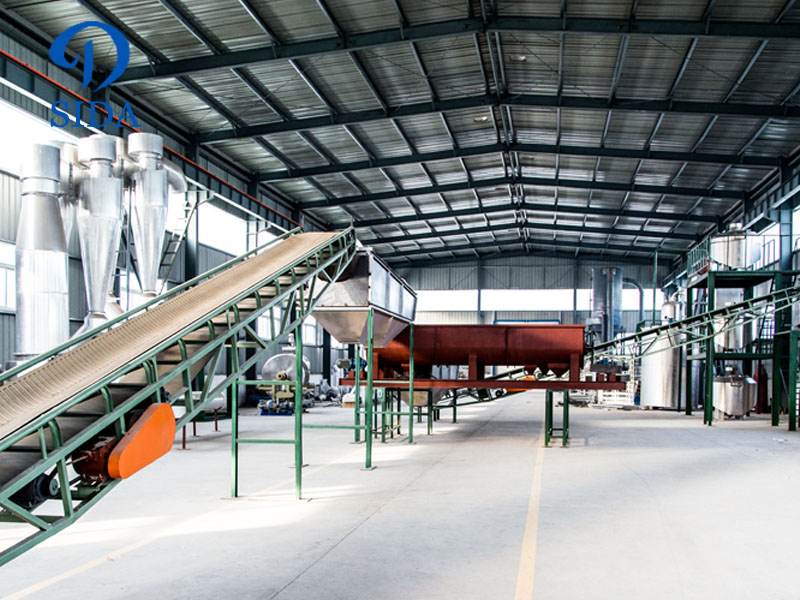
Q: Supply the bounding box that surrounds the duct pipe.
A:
[623,277,644,324]
[163,158,187,194]
[52,142,80,244]
[15,144,70,361]
[75,135,123,335]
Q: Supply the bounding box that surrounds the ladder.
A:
[157,190,203,293]
[0,228,357,567]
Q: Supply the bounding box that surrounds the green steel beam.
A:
[258,142,779,182]
[198,93,800,144]
[116,17,800,84]
[301,176,741,210]
[337,200,720,229]
[382,236,684,260]
[364,222,697,244]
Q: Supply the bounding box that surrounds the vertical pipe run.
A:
[230,343,239,497]
[705,276,716,425]
[354,343,361,443]
[788,332,797,432]
[544,390,553,447]
[295,323,304,499]
[408,323,415,444]
[365,310,374,469]
[685,287,694,416]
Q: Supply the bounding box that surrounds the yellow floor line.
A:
[514,438,545,600]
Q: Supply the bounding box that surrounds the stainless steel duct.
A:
[15,144,70,361]
[52,142,80,244]
[623,277,643,324]
[75,135,123,334]
[163,158,187,195]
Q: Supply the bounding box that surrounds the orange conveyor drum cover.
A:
[108,403,176,479]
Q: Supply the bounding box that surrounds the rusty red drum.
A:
[376,324,586,377]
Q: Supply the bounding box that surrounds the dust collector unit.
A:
[128,133,169,297]
[75,135,123,335]
[14,143,70,361]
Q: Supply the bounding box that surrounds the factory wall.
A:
[397,256,666,331]
[415,310,650,332]
[396,256,666,291]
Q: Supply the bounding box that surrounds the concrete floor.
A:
[1,392,799,599]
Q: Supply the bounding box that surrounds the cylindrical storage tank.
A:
[15,144,70,360]
[709,226,761,270]
[640,301,684,409]
[75,135,123,334]
[713,288,756,351]
[640,335,683,409]
[713,375,757,416]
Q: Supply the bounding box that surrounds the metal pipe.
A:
[623,276,644,323]
[294,323,303,499]
[652,250,658,324]
[14,143,70,361]
[52,142,80,244]
[163,158,187,194]
[365,309,374,469]
[408,323,414,444]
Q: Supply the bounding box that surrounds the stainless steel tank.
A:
[75,135,123,334]
[15,144,70,360]
[713,288,756,351]
[713,374,757,417]
[640,301,684,409]
[128,133,168,297]
[709,226,761,270]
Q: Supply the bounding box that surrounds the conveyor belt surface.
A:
[0,231,339,443]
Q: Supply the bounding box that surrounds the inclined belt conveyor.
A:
[0,228,356,566]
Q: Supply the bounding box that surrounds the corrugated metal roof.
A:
[5,0,798,266]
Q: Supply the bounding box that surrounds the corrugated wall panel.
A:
[414,309,657,330]
[396,265,478,290]
[0,313,15,367]
[198,245,234,273]
[0,171,20,243]
[414,312,479,324]
[398,257,667,291]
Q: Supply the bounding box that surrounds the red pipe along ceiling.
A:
[376,324,587,378]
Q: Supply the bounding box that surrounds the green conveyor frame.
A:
[0,228,357,567]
